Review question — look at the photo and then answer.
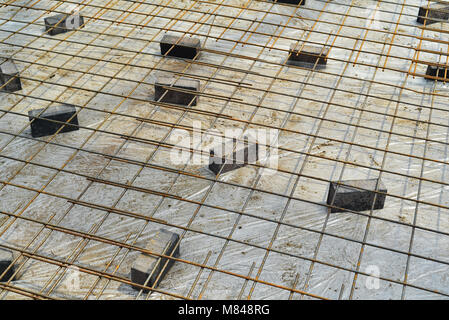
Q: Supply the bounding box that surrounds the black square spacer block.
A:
[160,34,201,59]
[425,64,449,81]
[327,178,387,213]
[130,229,180,291]
[273,0,306,5]
[287,43,329,68]
[28,104,79,138]
[417,3,449,25]
[0,58,22,92]
[44,13,85,36]
[209,139,259,175]
[0,248,15,282]
[154,75,200,106]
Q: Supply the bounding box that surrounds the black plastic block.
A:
[273,0,306,5]
[425,64,449,81]
[160,34,201,59]
[0,248,15,282]
[327,178,387,213]
[287,43,329,68]
[417,3,449,24]
[131,229,180,291]
[44,13,84,35]
[209,139,259,175]
[28,104,79,138]
[0,58,22,92]
[154,76,200,106]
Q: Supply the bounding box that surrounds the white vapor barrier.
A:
[0,0,448,299]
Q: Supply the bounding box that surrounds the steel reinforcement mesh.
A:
[0,0,448,300]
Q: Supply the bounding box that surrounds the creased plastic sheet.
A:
[0,0,448,300]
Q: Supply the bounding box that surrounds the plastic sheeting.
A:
[0,0,448,300]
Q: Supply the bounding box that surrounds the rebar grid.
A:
[0,0,447,300]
